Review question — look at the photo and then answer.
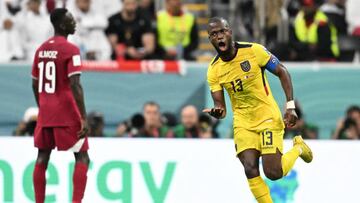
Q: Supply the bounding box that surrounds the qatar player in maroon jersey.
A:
[31,8,90,203]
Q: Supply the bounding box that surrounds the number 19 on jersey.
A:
[38,61,56,93]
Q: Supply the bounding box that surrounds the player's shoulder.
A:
[34,38,52,56]
[62,40,80,51]
[235,41,254,49]
[209,55,220,68]
[37,37,52,49]
[236,41,266,50]
[239,42,271,57]
[109,12,121,21]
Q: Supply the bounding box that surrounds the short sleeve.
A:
[105,16,117,35]
[207,64,222,92]
[252,43,271,67]
[252,43,280,72]
[141,17,153,33]
[67,46,82,77]
[31,51,39,80]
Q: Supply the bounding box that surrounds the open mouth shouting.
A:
[218,41,227,52]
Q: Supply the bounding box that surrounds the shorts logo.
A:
[240,60,251,72]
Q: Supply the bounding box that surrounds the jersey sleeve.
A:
[207,63,222,92]
[252,43,280,72]
[105,17,117,35]
[31,51,39,80]
[67,46,82,77]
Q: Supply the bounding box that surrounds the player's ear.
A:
[59,22,66,31]
[229,28,232,35]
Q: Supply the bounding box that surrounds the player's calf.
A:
[72,151,90,203]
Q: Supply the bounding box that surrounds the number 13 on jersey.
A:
[38,61,56,93]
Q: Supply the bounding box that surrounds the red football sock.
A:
[33,163,47,203]
[72,162,88,203]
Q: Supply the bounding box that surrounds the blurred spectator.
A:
[254,0,283,46]
[139,0,156,22]
[0,0,24,62]
[156,0,199,60]
[289,0,339,61]
[346,0,360,36]
[87,111,105,137]
[287,0,302,19]
[284,101,319,139]
[116,113,146,137]
[68,0,111,60]
[334,118,359,139]
[105,0,155,60]
[142,101,173,137]
[320,0,348,36]
[13,107,38,136]
[17,0,52,61]
[3,0,22,15]
[229,0,256,43]
[162,112,178,128]
[66,0,123,23]
[97,0,123,18]
[332,105,360,139]
[173,105,200,138]
[198,114,215,138]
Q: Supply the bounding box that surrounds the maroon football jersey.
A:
[32,36,82,127]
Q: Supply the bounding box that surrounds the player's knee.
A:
[36,151,51,165]
[243,162,259,178]
[36,156,50,165]
[80,155,90,166]
[264,168,282,181]
[75,152,90,166]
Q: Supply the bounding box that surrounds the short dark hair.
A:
[346,105,360,116]
[50,8,68,28]
[208,17,230,28]
[143,101,160,110]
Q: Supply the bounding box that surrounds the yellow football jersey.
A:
[207,42,285,131]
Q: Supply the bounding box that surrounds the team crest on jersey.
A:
[240,60,251,72]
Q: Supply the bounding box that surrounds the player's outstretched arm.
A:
[271,63,298,127]
[32,79,39,107]
[203,90,226,119]
[70,75,89,138]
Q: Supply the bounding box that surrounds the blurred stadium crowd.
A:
[13,102,360,140]
[1,0,359,62]
[1,0,360,139]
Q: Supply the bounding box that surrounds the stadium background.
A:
[1,62,360,139]
[1,0,360,202]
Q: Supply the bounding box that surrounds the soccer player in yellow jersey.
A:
[203,17,313,203]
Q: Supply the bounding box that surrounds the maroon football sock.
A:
[72,162,88,203]
[33,163,47,203]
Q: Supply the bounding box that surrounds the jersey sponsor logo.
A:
[39,50,58,59]
[240,60,251,72]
